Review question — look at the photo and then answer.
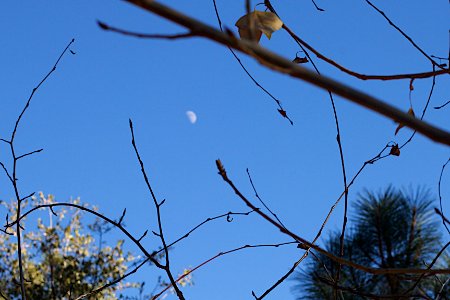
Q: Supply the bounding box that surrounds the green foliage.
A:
[294,187,450,299]
[0,193,139,300]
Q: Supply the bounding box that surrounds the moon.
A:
[186,110,197,124]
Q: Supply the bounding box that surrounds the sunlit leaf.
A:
[235,11,283,43]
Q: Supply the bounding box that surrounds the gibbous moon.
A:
[186,110,197,124]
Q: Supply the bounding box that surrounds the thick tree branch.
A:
[215,159,450,275]
[124,0,450,146]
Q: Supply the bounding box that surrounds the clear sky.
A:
[1,1,449,299]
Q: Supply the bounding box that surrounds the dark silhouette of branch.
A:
[236,4,349,298]
[402,241,450,296]
[161,209,254,251]
[6,202,161,266]
[434,100,450,110]
[265,0,448,81]
[74,258,150,300]
[399,68,436,149]
[0,38,75,300]
[211,0,294,125]
[253,253,308,300]
[97,21,195,39]
[151,241,297,300]
[129,119,185,300]
[215,159,450,275]
[246,168,286,229]
[16,149,43,160]
[436,277,450,300]
[311,0,324,12]
[124,0,450,146]
[364,0,443,70]
[316,276,431,299]
[438,158,450,234]
[8,200,254,299]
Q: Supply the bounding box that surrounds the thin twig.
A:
[4,38,75,300]
[125,0,450,145]
[402,241,450,296]
[158,209,254,253]
[6,202,162,267]
[129,119,185,300]
[264,3,349,296]
[151,241,297,300]
[16,149,43,160]
[268,9,449,81]
[364,0,443,70]
[434,100,450,110]
[215,159,450,275]
[97,21,195,39]
[438,158,450,234]
[74,258,150,300]
[246,168,286,229]
[400,67,436,149]
[317,276,430,299]
[212,0,294,125]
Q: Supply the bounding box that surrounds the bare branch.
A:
[74,258,150,300]
[215,159,450,275]
[10,39,75,143]
[16,148,43,160]
[152,241,297,300]
[434,100,450,110]
[0,162,13,183]
[129,119,185,300]
[125,0,450,145]
[97,21,195,39]
[212,0,294,125]
[265,1,449,81]
[437,158,450,234]
[364,0,443,70]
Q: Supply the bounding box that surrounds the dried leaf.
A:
[389,144,400,156]
[278,109,287,118]
[395,107,415,135]
[293,56,308,64]
[297,243,309,250]
[235,11,283,43]
[409,79,414,91]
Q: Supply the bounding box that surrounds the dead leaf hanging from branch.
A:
[235,11,283,43]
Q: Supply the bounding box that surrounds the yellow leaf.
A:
[235,11,283,43]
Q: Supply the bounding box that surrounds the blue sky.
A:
[1,1,449,299]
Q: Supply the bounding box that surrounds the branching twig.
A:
[211,0,294,125]
[151,241,297,300]
[129,119,185,300]
[215,159,450,275]
[364,0,443,70]
[402,241,450,296]
[97,21,195,40]
[434,100,450,110]
[400,68,436,149]
[125,0,450,145]
[438,158,450,234]
[75,258,150,300]
[246,168,286,229]
[0,38,75,300]
[264,0,448,81]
